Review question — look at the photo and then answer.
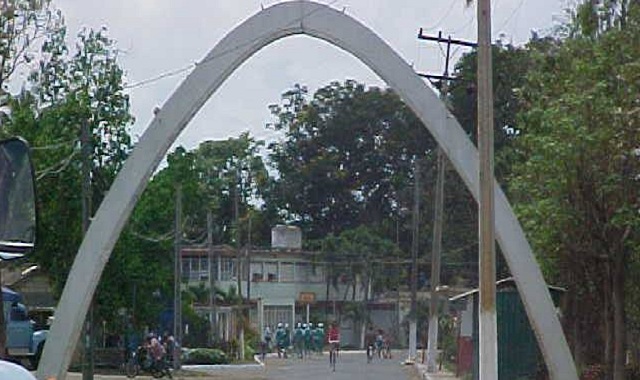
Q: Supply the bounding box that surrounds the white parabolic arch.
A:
[37,2,578,379]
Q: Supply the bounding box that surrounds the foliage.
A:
[509,1,640,374]
[0,0,58,97]
[321,225,401,298]
[268,80,436,241]
[2,21,135,331]
[135,134,274,248]
[448,42,534,185]
[182,348,229,365]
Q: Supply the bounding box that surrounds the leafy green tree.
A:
[320,226,400,348]
[510,3,640,377]
[0,1,59,104]
[117,134,276,330]
[268,80,436,241]
[3,24,135,333]
[448,42,534,184]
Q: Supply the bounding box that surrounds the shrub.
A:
[182,348,229,365]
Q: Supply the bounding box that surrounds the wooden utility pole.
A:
[246,211,252,301]
[427,42,450,368]
[207,211,216,346]
[477,0,498,378]
[173,185,182,370]
[234,168,242,300]
[408,159,420,362]
[81,119,94,380]
[416,30,474,373]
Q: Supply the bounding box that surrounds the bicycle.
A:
[125,345,172,379]
[328,340,339,372]
[366,343,375,363]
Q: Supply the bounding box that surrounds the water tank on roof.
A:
[271,225,302,249]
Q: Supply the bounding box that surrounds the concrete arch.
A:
[37,2,578,379]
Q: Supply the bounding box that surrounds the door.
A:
[7,303,33,351]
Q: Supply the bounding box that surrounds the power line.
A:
[36,151,77,181]
[497,0,525,33]
[422,0,458,32]
[453,11,476,35]
[124,65,194,90]
[31,139,77,151]
[123,0,340,91]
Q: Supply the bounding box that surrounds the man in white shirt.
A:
[0,360,37,380]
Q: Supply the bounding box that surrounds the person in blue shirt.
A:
[314,322,325,354]
[304,323,313,357]
[293,322,304,359]
[275,322,288,358]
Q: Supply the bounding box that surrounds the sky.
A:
[52,0,570,160]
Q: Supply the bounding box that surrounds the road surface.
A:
[63,351,422,380]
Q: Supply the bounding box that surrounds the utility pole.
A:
[81,119,94,380]
[477,0,498,378]
[416,30,475,373]
[426,38,450,371]
[207,211,215,346]
[173,185,182,370]
[234,168,242,300]
[246,211,252,301]
[408,159,420,362]
[234,167,245,361]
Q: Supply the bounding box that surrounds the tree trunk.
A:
[604,261,614,380]
[360,271,371,349]
[612,251,626,380]
[0,266,5,359]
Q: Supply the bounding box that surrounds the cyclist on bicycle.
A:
[327,322,340,353]
[327,322,340,371]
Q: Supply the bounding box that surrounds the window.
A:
[264,262,278,282]
[181,258,191,282]
[251,262,263,282]
[221,258,236,281]
[280,262,295,282]
[181,256,210,282]
[309,264,324,282]
[200,257,209,272]
[10,303,28,322]
[294,263,310,282]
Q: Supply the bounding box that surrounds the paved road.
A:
[63,351,422,380]
[262,351,416,380]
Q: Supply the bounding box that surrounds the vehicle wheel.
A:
[151,368,165,378]
[30,342,44,370]
[124,358,139,378]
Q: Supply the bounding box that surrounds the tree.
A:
[0,0,58,106]
[268,80,436,241]
[0,0,60,357]
[510,3,640,378]
[117,134,276,330]
[3,23,135,336]
[320,226,400,348]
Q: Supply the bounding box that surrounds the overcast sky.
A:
[52,0,569,158]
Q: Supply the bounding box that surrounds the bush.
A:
[244,343,255,361]
[182,348,229,365]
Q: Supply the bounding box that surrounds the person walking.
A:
[275,322,288,358]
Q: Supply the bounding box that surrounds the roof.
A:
[181,245,321,258]
[2,287,22,303]
[449,277,566,302]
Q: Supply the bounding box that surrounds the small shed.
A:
[449,277,565,380]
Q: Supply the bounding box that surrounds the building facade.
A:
[180,242,367,346]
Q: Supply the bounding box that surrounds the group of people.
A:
[143,332,176,364]
[366,328,391,360]
[262,321,340,359]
